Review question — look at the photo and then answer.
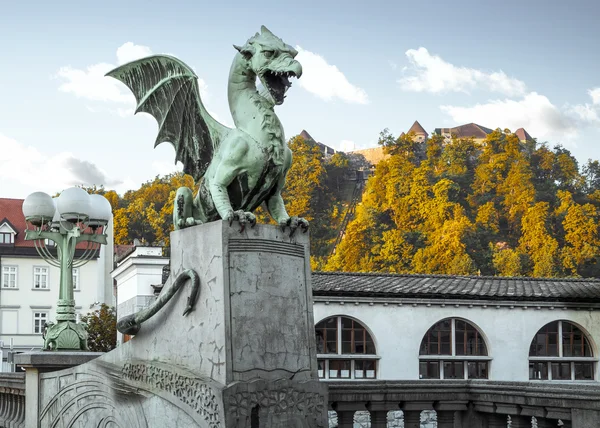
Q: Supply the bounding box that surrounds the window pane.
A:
[354,359,376,379]
[315,330,325,353]
[365,337,376,355]
[530,322,559,357]
[443,361,463,379]
[419,361,440,379]
[468,361,488,379]
[551,362,571,380]
[329,360,351,379]
[440,330,451,355]
[529,362,548,380]
[317,360,325,379]
[574,362,594,380]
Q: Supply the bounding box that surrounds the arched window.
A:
[315,316,377,380]
[529,320,595,381]
[419,318,490,380]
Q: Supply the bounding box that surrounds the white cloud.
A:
[57,62,132,104]
[116,42,152,65]
[0,133,123,197]
[440,92,577,140]
[295,46,369,104]
[567,103,600,123]
[57,42,212,119]
[399,47,526,97]
[588,87,600,105]
[152,160,183,176]
[339,140,356,152]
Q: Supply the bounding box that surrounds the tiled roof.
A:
[299,130,315,142]
[407,120,428,136]
[435,123,493,139]
[0,198,32,247]
[0,198,98,251]
[312,271,600,302]
[515,128,534,142]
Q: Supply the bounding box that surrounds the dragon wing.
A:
[106,55,230,181]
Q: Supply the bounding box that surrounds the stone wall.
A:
[0,373,25,428]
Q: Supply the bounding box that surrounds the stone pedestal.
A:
[27,222,327,427]
[14,351,102,428]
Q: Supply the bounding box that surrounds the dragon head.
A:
[234,26,302,106]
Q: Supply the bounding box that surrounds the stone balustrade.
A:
[327,380,600,427]
[0,373,25,428]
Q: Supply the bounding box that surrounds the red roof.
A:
[407,120,428,136]
[515,128,534,142]
[0,198,100,249]
[0,198,31,247]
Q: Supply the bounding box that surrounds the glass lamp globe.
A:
[56,187,92,223]
[22,192,56,226]
[88,194,112,227]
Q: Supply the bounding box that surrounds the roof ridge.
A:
[312,271,600,283]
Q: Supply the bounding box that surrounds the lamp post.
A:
[22,187,112,351]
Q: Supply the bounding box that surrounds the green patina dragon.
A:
[107,25,308,236]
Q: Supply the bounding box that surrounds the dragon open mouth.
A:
[261,70,296,105]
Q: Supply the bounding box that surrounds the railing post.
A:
[509,415,533,428]
[402,402,433,428]
[487,413,508,428]
[368,402,395,428]
[435,401,468,428]
[370,410,388,428]
[336,410,356,428]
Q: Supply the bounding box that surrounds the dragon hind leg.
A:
[173,187,203,230]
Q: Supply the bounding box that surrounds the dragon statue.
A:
[109,26,309,336]
[107,25,309,236]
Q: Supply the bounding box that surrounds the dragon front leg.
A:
[266,192,309,237]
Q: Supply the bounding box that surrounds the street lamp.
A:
[22,187,111,351]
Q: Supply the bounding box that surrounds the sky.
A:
[1,0,600,198]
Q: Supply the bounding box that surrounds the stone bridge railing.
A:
[327,380,600,428]
[0,373,25,428]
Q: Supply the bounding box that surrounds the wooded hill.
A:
[95,129,600,278]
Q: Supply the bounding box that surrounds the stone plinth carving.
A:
[32,222,327,427]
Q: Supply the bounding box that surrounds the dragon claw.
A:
[228,210,256,233]
[279,216,309,237]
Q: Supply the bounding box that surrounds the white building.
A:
[112,251,600,385]
[312,272,600,383]
[111,245,168,345]
[0,197,114,356]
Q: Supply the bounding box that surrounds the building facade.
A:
[312,272,600,383]
[0,198,114,356]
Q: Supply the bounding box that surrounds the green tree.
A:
[80,304,117,352]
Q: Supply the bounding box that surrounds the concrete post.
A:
[24,367,39,428]
[572,409,600,428]
[370,410,388,428]
[403,410,421,428]
[336,410,355,428]
[436,410,455,428]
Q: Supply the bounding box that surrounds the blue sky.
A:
[1,0,600,198]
